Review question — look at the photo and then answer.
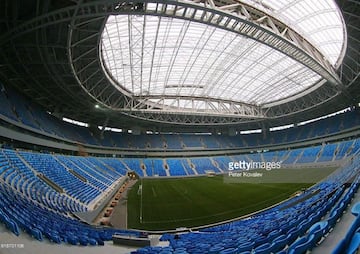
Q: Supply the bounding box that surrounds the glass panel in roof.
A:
[240,0,346,67]
[100,0,345,110]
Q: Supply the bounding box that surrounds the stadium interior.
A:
[0,0,359,254]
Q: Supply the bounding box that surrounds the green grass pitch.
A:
[127,167,337,230]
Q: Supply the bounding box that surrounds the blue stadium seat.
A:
[236,242,254,252]
[287,234,315,254]
[333,202,360,254]
[253,243,272,254]
[30,228,43,241]
[269,234,287,253]
[1,82,359,152]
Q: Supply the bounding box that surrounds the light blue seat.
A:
[332,213,360,254]
[352,202,360,216]
[308,221,329,245]
[287,234,315,254]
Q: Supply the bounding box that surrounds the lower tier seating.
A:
[0,183,139,245]
[132,154,360,253]
[0,147,359,252]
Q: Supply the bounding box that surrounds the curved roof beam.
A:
[1,0,343,88]
[1,0,344,123]
[67,0,345,120]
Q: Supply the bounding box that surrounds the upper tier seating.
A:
[1,83,359,151]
